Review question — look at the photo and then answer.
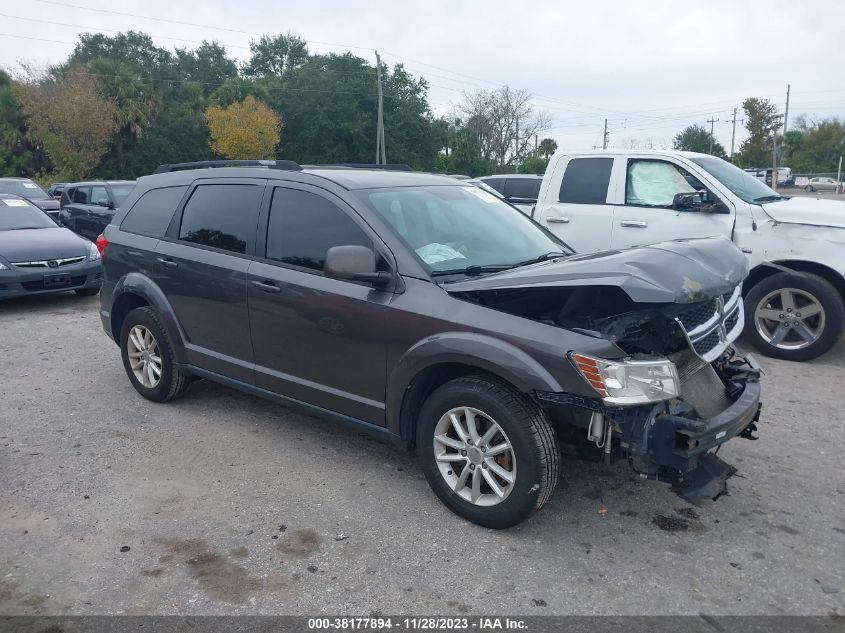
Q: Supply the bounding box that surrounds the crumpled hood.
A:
[444,237,748,304]
[0,227,89,262]
[761,197,845,229]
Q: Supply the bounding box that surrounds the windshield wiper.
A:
[752,195,786,203]
[431,252,569,278]
[516,251,569,266]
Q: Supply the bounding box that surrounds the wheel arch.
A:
[387,333,563,449]
[744,260,845,299]
[109,273,188,363]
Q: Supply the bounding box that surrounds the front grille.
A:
[674,286,744,363]
[677,299,718,330]
[13,256,86,268]
[21,275,86,291]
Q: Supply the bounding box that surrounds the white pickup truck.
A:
[531,149,845,361]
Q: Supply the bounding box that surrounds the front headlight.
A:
[0,262,8,270]
[87,241,101,261]
[572,353,680,405]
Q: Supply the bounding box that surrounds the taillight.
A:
[96,233,108,257]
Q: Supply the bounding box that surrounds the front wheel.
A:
[744,272,844,361]
[805,185,814,192]
[417,374,560,528]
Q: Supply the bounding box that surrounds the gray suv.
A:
[99,160,763,528]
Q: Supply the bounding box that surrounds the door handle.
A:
[156,257,178,269]
[251,280,281,293]
[546,216,570,224]
[620,220,648,228]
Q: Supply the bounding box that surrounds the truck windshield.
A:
[355,185,571,275]
[690,156,781,203]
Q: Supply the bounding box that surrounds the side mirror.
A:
[324,245,390,286]
[672,192,704,211]
[96,200,114,209]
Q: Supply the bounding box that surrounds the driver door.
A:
[610,158,735,250]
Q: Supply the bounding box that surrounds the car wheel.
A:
[417,374,560,528]
[744,272,844,361]
[804,185,814,192]
[120,306,190,402]
[75,288,99,297]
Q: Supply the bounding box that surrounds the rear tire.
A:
[417,374,560,528]
[804,185,814,192]
[120,306,190,402]
[744,272,844,361]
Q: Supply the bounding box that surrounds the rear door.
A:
[609,157,734,250]
[87,184,115,237]
[247,183,390,425]
[533,156,616,252]
[64,186,96,239]
[154,178,266,383]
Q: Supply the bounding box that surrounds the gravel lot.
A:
[1,293,843,616]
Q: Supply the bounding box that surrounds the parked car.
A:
[99,160,762,528]
[0,177,61,220]
[478,174,543,214]
[47,182,67,199]
[59,180,136,241]
[804,177,841,192]
[465,178,505,198]
[744,167,793,187]
[0,194,102,299]
[532,149,845,361]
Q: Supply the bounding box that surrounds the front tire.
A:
[120,306,190,402]
[805,185,814,192]
[417,374,560,529]
[744,272,844,361]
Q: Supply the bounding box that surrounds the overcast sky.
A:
[1,0,844,153]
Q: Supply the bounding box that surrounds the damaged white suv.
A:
[533,150,845,361]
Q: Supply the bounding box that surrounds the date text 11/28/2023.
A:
[307,617,528,630]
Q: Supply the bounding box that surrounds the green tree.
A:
[0,70,43,176]
[519,156,547,174]
[242,33,308,77]
[738,98,781,167]
[782,117,845,173]
[538,137,557,159]
[673,124,727,158]
[176,41,238,96]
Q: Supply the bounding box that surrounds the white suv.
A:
[532,149,845,361]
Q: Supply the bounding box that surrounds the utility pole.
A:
[515,114,519,169]
[602,119,608,150]
[375,50,386,164]
[706,116,720,154]
[772,114,783,192]
[783,83,791,135]
[729,108,738,159]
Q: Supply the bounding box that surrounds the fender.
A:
[109,272,189,364]
[386,331,563,439]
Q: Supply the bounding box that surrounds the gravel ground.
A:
[1,293,843,616]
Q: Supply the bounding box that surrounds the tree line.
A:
[0,31,558,181]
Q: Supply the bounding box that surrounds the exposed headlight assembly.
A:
[87,241,101,260]
[572,353,680,405]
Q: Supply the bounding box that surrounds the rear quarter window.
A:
[120,186,188,238]
[503,178,541,200]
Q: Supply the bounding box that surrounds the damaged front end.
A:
[447,237,763,504]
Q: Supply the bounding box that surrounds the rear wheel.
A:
[417,374,560,528]
[744,272,844,361]
[804,185,814,192]
[120,307,190,402]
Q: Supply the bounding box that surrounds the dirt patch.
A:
[653,515,690,532]
[277,529,321,557]
[157,538,262,603]
[675,507,700,520]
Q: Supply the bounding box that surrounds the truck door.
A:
[610,158,734,250]
[533,156,615,253]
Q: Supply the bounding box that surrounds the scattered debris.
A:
[119,545,131,553]
[306,565,318,573]
[334,533,349,542]
[531,598,547,607]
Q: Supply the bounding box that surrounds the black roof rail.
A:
[306,163,413,172]
[152,159,302,174]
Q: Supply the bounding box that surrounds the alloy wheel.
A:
[754,287,826,350]
[126,325,162,388]
[432,406,517,506]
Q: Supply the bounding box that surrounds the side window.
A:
[503,178,541,200]
[481,178,505,193]
[90,185,109,206]
[73,187,91,204]
[626,160,696,207]
[63,188,75,205]
[558,158,613,204]
[121,186,188,238]
[178,184,263,254]
[266,188,372,272]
